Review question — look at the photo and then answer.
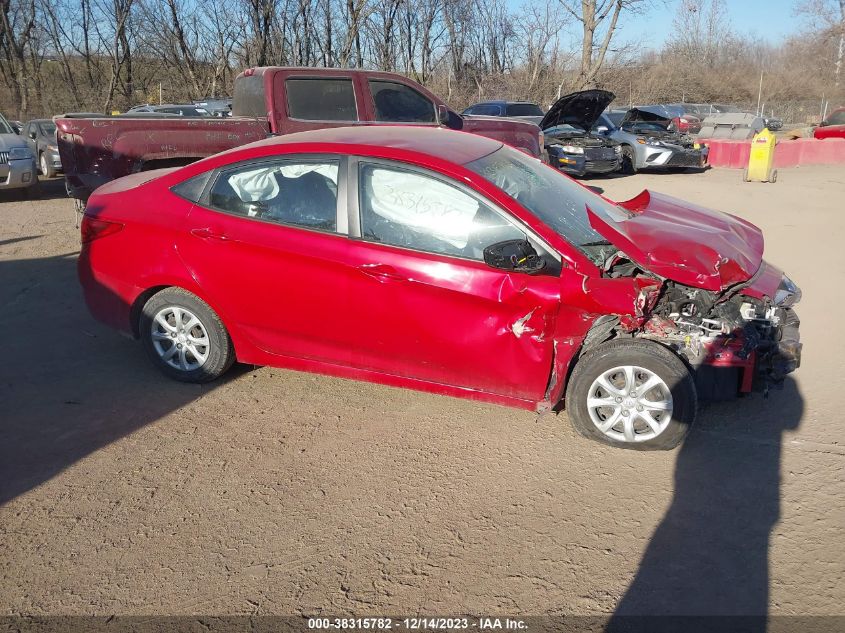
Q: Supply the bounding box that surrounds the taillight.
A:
[81,215,123,244]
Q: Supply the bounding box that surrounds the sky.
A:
[611,0,799,50]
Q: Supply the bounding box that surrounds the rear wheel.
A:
[140,288,234,383]
[565,339,697,450]
[620,146,637,175]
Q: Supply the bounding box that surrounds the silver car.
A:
[0,112,38,193]
[594,108,707,174]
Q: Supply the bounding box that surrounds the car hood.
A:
[0,134,28,151]
[620,105,682,129]
[540,90,615,131]
[586,190,764,291]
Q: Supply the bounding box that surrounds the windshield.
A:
[545,123,584,136]
[605,111,625,127]
[40,122,56,136]
[623,121,670,133]
[0,114,13,134]
[506,103,543,117]
[827,109,845,125]
[465,145,632,266]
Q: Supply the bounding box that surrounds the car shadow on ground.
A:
[0,247,245,505]
[606,378,803,633]
[0,176,71,203]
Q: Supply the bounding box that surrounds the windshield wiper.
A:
[580,239,613,246]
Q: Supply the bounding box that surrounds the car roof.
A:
[231,126,503,166]
[27,119,53,124]
[472,100,538,106]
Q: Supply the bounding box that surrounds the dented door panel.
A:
[343,240,560,401]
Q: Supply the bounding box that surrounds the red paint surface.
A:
[78,126,788,411]
[589,190,764,291]
[705,137,845,168]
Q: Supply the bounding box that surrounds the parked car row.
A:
[464,91,709,179]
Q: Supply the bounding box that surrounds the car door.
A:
[342,159,562,402]
[364,79,439,125]
[175,155,357,365]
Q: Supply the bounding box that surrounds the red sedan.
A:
[814,107,845,139]
[672,113,702,135]
[79,126,801,450]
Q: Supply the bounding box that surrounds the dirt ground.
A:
[1,167,843,620]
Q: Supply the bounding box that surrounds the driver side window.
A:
[358,162,528,261]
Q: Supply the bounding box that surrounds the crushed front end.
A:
[633,271,802,399]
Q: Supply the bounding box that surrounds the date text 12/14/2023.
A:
[307,617,528,630]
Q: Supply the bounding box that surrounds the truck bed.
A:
[55,115,268,200]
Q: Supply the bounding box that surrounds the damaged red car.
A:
[79,126,802,450]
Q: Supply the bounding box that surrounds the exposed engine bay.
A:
[546,133,617,149]
[600,253,802,399]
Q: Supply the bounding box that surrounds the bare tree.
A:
[558,0,645,89]
[0,0,37,117]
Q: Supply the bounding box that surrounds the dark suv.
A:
[462,101,544,125]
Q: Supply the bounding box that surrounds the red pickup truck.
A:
[56,67,542,200]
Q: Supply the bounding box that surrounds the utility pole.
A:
[756,71,763,116]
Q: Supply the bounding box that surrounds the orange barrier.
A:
[704,137,845,169]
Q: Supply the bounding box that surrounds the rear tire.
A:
[565,339,697,450]
[140,288,235,383]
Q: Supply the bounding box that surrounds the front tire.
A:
[39,152,56,178]
[140,288,234,383]
[620,146,637,175]
[565,339,697,450]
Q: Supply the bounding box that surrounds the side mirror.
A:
[819,120,829,127]
[596,125,609,134]
[437,104,449,126]
[483,239,546,275]
[437,104,463,130]
[29,130,37,139]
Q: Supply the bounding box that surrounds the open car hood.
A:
[540,90,615,131]
[620,105,683,129]
[586,191,764,291]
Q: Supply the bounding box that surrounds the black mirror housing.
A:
[483,239,546,275]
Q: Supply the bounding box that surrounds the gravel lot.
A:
[1,168,843,619]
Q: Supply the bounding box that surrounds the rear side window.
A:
[207,159,340,232]
[475,104,503,116]
[827,110,845,125]
[232,73,266,117]
[506,104,543,117]
[369,80,435,123]
[171,171,212,202]
[286,78,358,121]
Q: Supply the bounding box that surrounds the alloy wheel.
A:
[586,365,673,443]
[150,306,210,371]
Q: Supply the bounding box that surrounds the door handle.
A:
[358,263,405,282]
[190,227,229,241]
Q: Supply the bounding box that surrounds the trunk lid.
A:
[587,190,764,291]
